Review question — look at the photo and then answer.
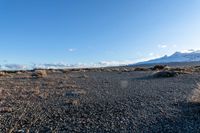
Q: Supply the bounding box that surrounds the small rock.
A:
[0,107,12,113]
[64,89,86,97]
[65,99,80,106]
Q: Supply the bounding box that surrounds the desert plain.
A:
[1,64,200,132]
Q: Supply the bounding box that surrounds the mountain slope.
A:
[137,50,200,65]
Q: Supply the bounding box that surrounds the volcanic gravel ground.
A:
[0,70,200,132]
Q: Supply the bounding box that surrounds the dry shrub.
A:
[121,68,130,72]
[165,67,193,74]
[92,68,104,72]
[16,71,22,74]
[32,70,47,78]
[152,65,167,70]
[34,86,40,96]
[107,69,113,72]
[71,68,82,72]
[134,67,149,71]
[0,72,9,77]
[111,68,120,72]
[61,69,70,73]
[194,67,200,72]
[188,83,200,103]
[153,71,178,78]
[47,69,57,73]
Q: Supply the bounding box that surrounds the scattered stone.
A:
[0,88,9,97]
[65,99,80,106]
[66,84,79,89]
[0,107,12,113]
[64,89,86,97]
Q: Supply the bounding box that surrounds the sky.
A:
[0,0,200,67]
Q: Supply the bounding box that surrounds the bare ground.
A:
[0,67,200,132]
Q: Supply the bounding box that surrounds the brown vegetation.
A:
[153,71,178,78]
[134,67,149,71]
[152,65,167,70]
[188,83,200,103]
[31,70,47,78]
[0,72,10,77]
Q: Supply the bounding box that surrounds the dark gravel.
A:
[0,68,200,132]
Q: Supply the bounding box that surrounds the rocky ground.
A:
[1,65,200,132]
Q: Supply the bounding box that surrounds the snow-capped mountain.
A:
[137,50,200,65]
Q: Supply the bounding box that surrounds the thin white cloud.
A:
[172,44,177,48]
[97,60,135,67]
[149,53,154,56]
[68,48,76,52]
[180,49,200,53]
[158,44,167,48]
[4,64,27,70]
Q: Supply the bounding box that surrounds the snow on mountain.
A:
[1,50,200,70]
[137,50,200,65]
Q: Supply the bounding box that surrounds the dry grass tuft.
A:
[34,86,40,96]
[0,72,11,77]
[32,70,47,78]
[164,67,193,74]
[0,72,6,76]
[188,83,200,103]
[60,69,70,73]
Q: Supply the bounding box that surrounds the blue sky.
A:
[0,0,200,65]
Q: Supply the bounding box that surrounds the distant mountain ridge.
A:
[136,50,200,65]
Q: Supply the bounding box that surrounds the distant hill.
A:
[135,50,200,65]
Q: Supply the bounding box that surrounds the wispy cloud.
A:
[68,48,76,52]
[172,44,177,48]
[0,60,137,70]
[4,64,27,70]
[158,44,167,48]
[97,60,135,67]
[180,49,199,53]
[149,53,154,56]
